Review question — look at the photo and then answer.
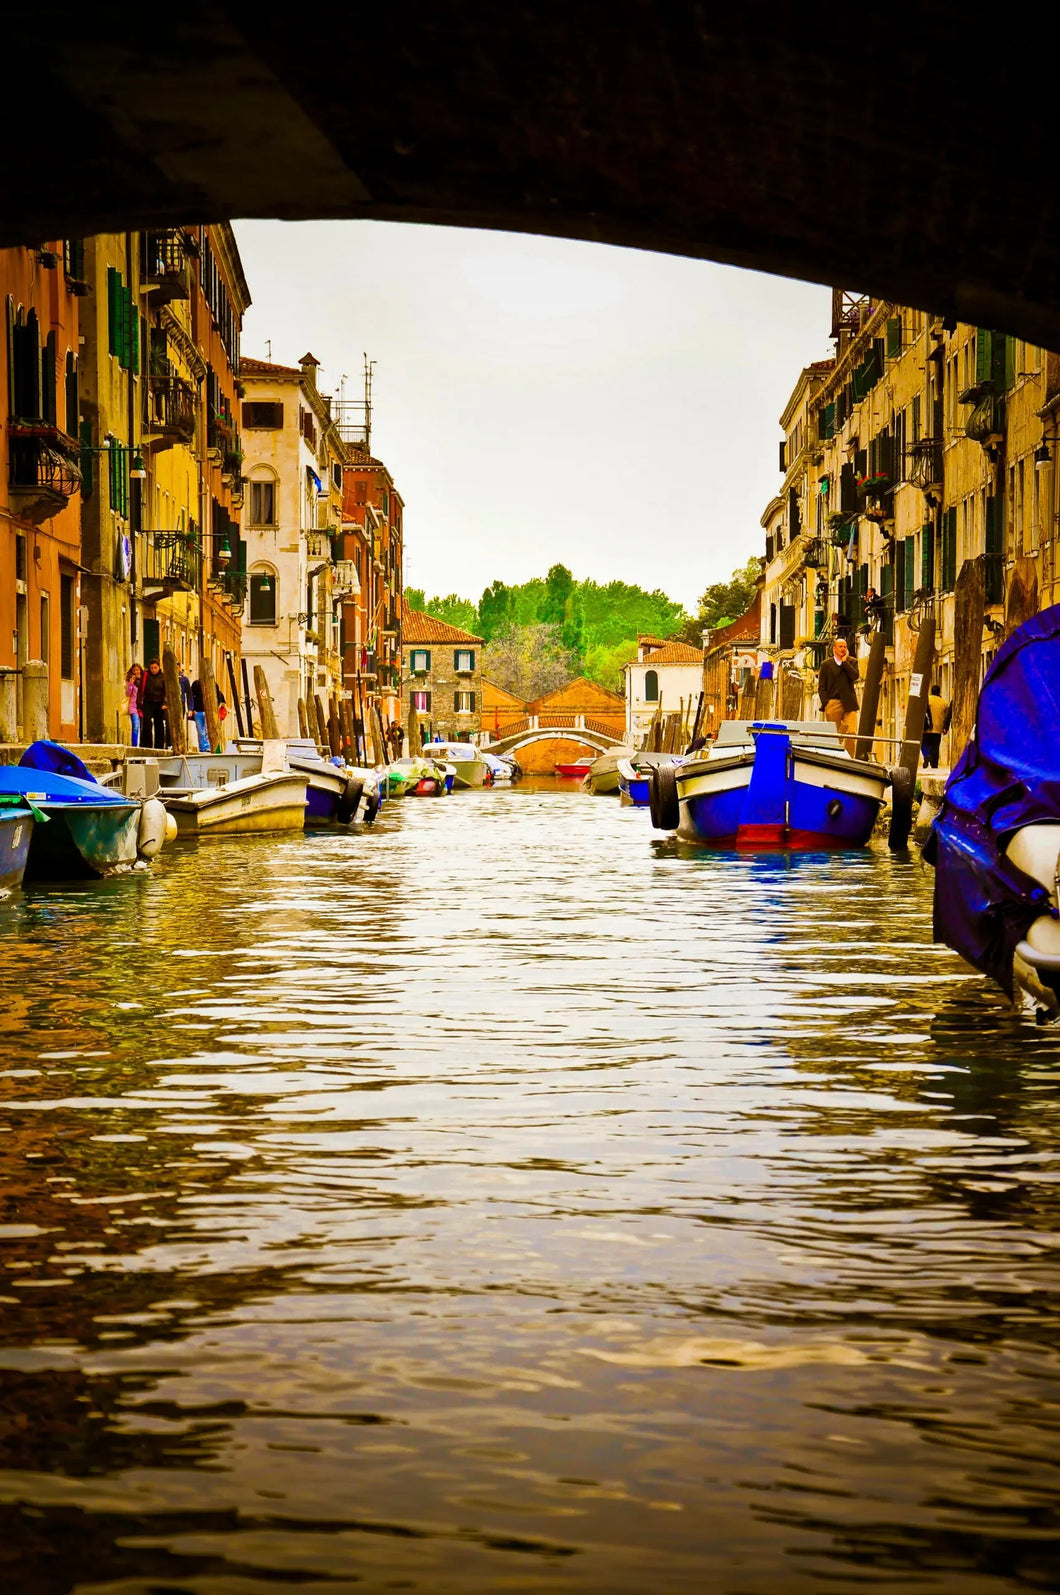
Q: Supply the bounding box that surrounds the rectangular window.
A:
[895,540,906,613]
[454,691,475,713]
[249,573,276,625]
[454,649,475,673]
[39,593,49,663]
[410,649,430,673]
[242,401,284,429]
[411,690,431,712]
[921,524,935,590]
[60,573,75,680]
[249,480,276,525]
[941,507,958,591]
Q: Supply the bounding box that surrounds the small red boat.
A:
[554,758,593,779]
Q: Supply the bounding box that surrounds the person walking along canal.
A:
[921,682,951,768]
[123,663,143,748]
[818,636,860,755]
[139,658,168,750]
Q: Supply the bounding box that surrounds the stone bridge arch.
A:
[490,720,624,773]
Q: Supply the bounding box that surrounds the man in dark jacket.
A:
[140,658,168,749]
[818,637,860,755]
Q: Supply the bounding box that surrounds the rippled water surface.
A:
[2,785,1060,1593]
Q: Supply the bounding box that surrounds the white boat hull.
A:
[163,772,308,836]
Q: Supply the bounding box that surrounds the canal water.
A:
[1,785,1059,1594]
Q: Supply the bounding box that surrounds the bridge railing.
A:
[584,716,625,739]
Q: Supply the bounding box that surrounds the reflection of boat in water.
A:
[617,752,683,807]
[652,721,891,848]
[926,603,1060,1015]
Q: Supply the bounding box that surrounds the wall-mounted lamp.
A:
[215,533,232,570]
[130,449,147,480]
[1035,442,1052,470]
[258,571,271,593]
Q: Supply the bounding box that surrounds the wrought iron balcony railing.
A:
[142,230,190,303]
[966,395,1006,446]
[143,531,201,592]
[145,373,196,443]
[7,421,81,520]
[908,436,944,491]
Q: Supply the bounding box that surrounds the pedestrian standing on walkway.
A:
[921,683,951,769]
[818,637,860,755]
[140,658,168,749]
[124,663,143,747]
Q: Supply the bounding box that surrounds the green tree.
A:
[541,564,575,629]
[422,593,479,632]
[478,580,514,641]
[405,586,426,612]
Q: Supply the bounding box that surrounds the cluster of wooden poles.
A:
[642,693,707,752]
[157,646,401,767]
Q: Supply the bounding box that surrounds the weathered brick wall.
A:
[404,646,482,739]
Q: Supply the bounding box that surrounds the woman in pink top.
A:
[124,663,143,747]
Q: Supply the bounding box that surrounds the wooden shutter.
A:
[886,317,902,358]
[779,440,786,472]
[895,540,907,612]
[778,605,795,648]
[911,393,921,442]
[840,463,857,513]
[41,331,57,425]
[880,562,895,644]
[65,353,77,439]
[976,329,992,384]
[942,507,957,590]
[905,535,916,607]
[921,524,935,590]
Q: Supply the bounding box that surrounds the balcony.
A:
[801,536,827,569]
[966,394,1005,446]
[7,421,81,524]
[306,530,332,559]
[145,373,196,446]
[908,436,944,492]
[143,229,190,306]
[210,569,247,611]
[142,531,200,596]
[332,559,360,595]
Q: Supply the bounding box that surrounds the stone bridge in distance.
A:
[488,717,624,763]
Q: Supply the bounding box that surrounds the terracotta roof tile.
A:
[401,600,482,644]
[240,356,302,377]
[625,640,702,667]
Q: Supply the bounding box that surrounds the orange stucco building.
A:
[1,242,84,742]
[529,676,626,736]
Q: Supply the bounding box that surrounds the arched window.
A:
[249,565,277,625]
[248,467,278,527]
[644,669,659,702]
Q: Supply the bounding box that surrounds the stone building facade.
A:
[755,291,1060,763]
[401,601,482,742]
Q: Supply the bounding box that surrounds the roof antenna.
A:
[265,338,272,360]
[364,354,376,452]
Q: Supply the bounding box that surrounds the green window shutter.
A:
[942,507,957,590]
[921,524,935,589]
[126,290,139,373]
[905,534,916,607]
[886,316,902,358]
[107,267,122,357]
[912,393,921,442]
[880,562,894,645]
[976,329,992,384]
[895,540,906,612]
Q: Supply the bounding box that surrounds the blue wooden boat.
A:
[617,752,683,806]
[0,798,36,896]
[650,720,889,848]
[926,603,1060,1015]
[0,763,141,880]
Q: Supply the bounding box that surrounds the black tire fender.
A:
[337,776,364,825]
[888,764,915,850]
[649,763,680,830]
[361,785,381,825]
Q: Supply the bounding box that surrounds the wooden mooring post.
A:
[200,657,222,752]
[854,629,887,762]
[899,616,935,785]
[253,666,280,740]
[161,647,186,754]
[951,559,986,765]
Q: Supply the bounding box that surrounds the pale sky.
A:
[235,220,832,612]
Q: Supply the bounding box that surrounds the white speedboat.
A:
[420,741,488,789]
[154,741,308,836]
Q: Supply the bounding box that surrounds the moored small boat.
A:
[652,720,889,848]
[421,741,488,789]
[617,752,683,807]
[0,798,35,896]
[554,757,593,779]
[0,760,146,880]
[587,746,635,795]
[162,770,308,836]
[925,603,1060,1015]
